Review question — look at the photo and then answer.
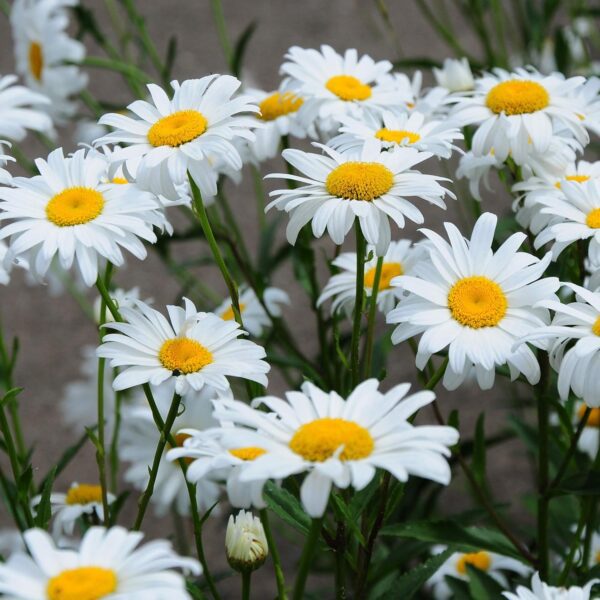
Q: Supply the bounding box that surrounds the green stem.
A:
[293,517,324,600]
[363,257,383,380]
[537,356,550,579]
[242,571,251,600]
[251,164,267,231]
[210,0,234,71]
[350,224,366,389]
[109,384,123,493]
[260,509,288,599]
[559,501,587,584]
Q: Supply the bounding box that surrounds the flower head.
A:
[433,57,474,92]
[225,510,268,573]
[503,572,599,600]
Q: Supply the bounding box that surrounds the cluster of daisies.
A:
[0,0,598,592]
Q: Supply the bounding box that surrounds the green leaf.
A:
[466,563,506,599]
[34,467,56,529]
[264,481,310,535]
[231,21,257,78]
[553,471,600,496]
[444,575,471,599]
[108,491,131,526]
[163,36,178,81]
[1,387,23,407]
[330,492,366,547]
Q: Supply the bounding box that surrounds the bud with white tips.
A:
[225,510,268,573]
[433,57,474,92]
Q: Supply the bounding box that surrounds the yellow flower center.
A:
[259,92,303,121]
[289,417,374,462]
[448,276,507,328]
[596,550,600,564]
[111,177,128,184]
[221,302,246,321]
[47,567,117,600]
[229,446,267,461]
[486,80,549,115]
[364,262,403,290]
[586,208,600,229]
[158,337,213,374]
[555,174,591,189]
[456,551,492,575]
[65,484,103,505]
[46,187,105,227]
[29,42,43,81]
[147,110,208,147]
[375,128,421,145]
[593,316,600,337]
[325,75,372,101]
[326,162,393,201]
[579,403,600,428]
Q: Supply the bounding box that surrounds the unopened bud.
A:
[225,510,268,573]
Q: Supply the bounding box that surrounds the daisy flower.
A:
[93,286,149,325]
[0,74,52,141]
[120,383,222,516]
[433,57,475,93]
[516,283,600,407]
[266,141,452,255]
[451,68,588,165]
[214,286,290,337]
[329,110,463,159]
[427,547,530,599]
[97,76,259,202]
[97,297,269,395]
[385,71,453,118]
[0,147,165,287]
[317,239,426,316]
[11,0,87,124]
[503,572,599,600]
[0,143,15,185]
[584,529,600,569]
[456,150,504,202]
[574,401,600,460]
[0,526,200,599]
[280,45,398,133]
[226,510,268,573]
[387,212,560,391]
[212,379,459,518]
[31,482,116,537]
[534,180,600,263]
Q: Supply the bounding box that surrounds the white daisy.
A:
[585,529,600,569]
[97,298,270,395]
[574,402,600,460]
[31,482,116,537]
[280,45,398,133]
[456,150,504,202]
[0,143,15,185]
[213,286,289,337]
[450,68,588,165]
[97,77,259,202]
[121,383,222,517]
[503,572,599,600]
[212,379,459,518]
[0,147,165,287]
[328,110,462,159]
[317,239,426,316]
[93,286,149,325]
[0,74,52,141]
[387,212,560,391]
[0,526,200,599]
[0,530,25,558]
[225,510,268,573]
[568,76,600,138]
[11,0,87,124]
[433,57,475,93]
[266,141,452,255]
[383,71,452,118]
[427,546,530,599]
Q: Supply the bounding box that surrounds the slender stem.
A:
[293,517,324,600]
[537,356,550,579]
[260,509,288,599]
[334,518,347,600]
[559,501,587,584]
[109,384,123,493]
[132,392,182,531]
[251,164,267,231]
[218,185,252,268]
[210,0,234,71]
[350,224,366,389]
[241,571,252,600]
[363,257,383,379]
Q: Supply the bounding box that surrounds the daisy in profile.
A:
[213,379,459,517]
[451,68,588,165]
[0,147,165,286]
[121,384,221,516]
[329,110,463,159]
[97,297,269,394]
[433,57,474,93]
[387,212,560,390]
[427,547,530,599]
[93,286,149,325]
[31,482,116,536]
[97,77,259,202]
[266,141,452,255]
[503,572,599,600]
[280,45,398,133]
[0,74,52,141]
[214,286,289,337]
[317,240,426,316]
[11,0,87,124]
[384,71,452,118]
[0,143,14,185]
[0,526,200,599]
[574,401,600,460]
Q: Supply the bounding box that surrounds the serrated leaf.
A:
[330,492,366,547]
[264,481,310,535]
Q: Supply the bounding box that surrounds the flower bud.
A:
[433,57,474,92]
[225,510,268,573]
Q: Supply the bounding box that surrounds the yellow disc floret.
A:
[448,276,507,328]
[592,316,600,337]
[159,337,213,374]
[221,302,246,321]
[47,567,117,600]
[46,187,105,227]
[586,208,600,229]
[326,75,372,101]
[289,417,374,462]
[259,92,303,121]
[29,42,43,81]
[65,484,103,506]
[326,162,393,201]
[229,446,267,461]
[486,80,549,115]
[148,110,208,147]
[111,177,128,185]
[455,551,492,575]
[364,262,403,290]
[375,128,421,145]
[579,403,600,428]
